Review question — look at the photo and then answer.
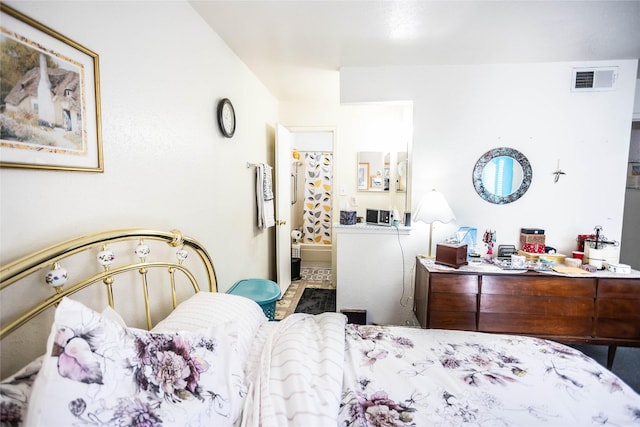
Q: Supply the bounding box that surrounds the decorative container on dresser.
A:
[414,257,640,368]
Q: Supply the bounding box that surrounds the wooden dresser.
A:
[414,258,640,368]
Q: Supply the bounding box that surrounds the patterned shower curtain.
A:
[303,152,332,244]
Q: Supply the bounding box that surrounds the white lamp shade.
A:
[414,189,455,224]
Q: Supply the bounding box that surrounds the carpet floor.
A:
[294,288,336,315]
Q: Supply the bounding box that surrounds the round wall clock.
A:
[217,98,236,138]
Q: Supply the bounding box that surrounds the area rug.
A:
[294,288,336,315]
[300,266,332,282]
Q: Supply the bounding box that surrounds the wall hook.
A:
[552,159,565,183]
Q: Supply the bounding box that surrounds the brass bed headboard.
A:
[0,228,217,341]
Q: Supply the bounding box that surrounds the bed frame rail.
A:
[0,228,217,340]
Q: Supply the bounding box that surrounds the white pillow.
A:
[152,291,268,368]
[100,305,127,327]
[0,303,122,427]
[0,356,43,427]
[26,298,246,427]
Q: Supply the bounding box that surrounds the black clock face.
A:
[217,98,235,138]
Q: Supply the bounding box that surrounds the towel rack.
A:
[246,162,258,168]
[291,172,297,205]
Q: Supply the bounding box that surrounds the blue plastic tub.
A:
[226,278,281,320]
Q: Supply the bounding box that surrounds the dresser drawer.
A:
[479,275,595,337]
[597,278,640,298]
[597,298,640,318]
[480,294,593,317]
[594,318,640,339]
[427,273,478,330]
[430,292,477,312]
[482,275,596,297]
[429,311,476,331]
[594,278,640,339]
[430,273,478,293]
[480,313,593,336]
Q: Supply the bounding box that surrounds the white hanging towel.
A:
[256,163,275,229]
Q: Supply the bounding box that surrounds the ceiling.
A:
[190,1,640,103]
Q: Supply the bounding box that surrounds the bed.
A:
[1,228,639,426]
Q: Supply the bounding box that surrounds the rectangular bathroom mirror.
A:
[357,151,408,193]
[357,151,389,192]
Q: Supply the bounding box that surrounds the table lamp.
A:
[414,189,456,257]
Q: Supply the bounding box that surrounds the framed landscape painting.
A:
[0,4,103,172]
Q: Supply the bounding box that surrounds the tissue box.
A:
[340,210,357,225]
[436,243,468,268]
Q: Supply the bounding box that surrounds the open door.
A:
[275,124,293,296]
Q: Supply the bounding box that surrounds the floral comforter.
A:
[3,307,640,427]
[339,325,640,426]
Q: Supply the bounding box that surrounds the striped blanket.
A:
[241,313,346,427]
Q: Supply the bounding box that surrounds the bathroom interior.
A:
[290,135,334,279]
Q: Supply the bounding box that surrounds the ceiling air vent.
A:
[571,66,618,92]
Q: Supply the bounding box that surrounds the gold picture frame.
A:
[0,4,103,172]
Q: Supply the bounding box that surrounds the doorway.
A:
[275,126,335,306]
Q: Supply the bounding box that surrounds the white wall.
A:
[338,103,412,217]
[0,1,278,291]
[341,61,638,257]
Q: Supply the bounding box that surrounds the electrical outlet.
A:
[350,196,357,206]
